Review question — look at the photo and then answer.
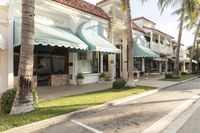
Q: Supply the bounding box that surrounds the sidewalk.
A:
[37,75,178,101]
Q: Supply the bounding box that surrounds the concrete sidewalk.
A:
[37,75,178,101]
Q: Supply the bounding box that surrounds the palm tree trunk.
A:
[189,20,200,74]
[125,0,135,87]
[174,1,185,78]
[197,41,200,76]
[10,0,35,115]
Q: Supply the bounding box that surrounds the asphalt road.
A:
[177,101,200,133]
[35,78,200,133]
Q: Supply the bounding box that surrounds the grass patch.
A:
[0,86,154,132]
[161,74,196,82]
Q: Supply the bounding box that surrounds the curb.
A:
[1,77,198,133]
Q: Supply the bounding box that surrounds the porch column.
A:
[122,32,128,79]
[158,35,161,44]
[182,61,186,72]
[159,61,162,73]
[7,2,14,90]
[69,52,78,85]
[150,32,153,48]
[142,58,145,72]
[108,54,116,80]
[165,61,168,73]
[100,54,103,73]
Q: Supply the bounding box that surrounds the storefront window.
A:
[103,55,109,71]
[78,51,99,73]
[53,56,66,74]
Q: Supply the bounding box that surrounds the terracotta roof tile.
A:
[52,0,110,20]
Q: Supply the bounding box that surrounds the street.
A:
[35,78,200,133]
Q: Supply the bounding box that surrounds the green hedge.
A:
[0,89,16,114]
[112,79,126,89]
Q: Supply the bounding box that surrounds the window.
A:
[78,52,87,60]
[103,54,109,71]
[52,56,66,74]
[78,51,99,73]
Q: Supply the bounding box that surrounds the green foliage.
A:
[0,89,16,114]
[99,73,106,79]
[32,89,38,105]
[165,74,174,79]
[181,72,188,75]
[112,79,126,89]
[76,73,84,80]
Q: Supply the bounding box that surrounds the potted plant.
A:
[76,73,84,85]
[99,73,106,82]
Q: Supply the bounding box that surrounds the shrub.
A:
[0,89,16,114]
[32,89,38,105]
[76,73,84,80]
[165,74,174,79]
[112,79,126,89]
[99,73,106,79]
[181,72,188,75]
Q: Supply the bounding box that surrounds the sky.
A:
[85,0,195,47]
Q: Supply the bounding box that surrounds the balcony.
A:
[150,42,173,55]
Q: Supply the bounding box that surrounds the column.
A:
[165,61,168,73]
[100,54,103,73]
[69,52,78,85]
[150,32,153,48]
[142,58,145,72]
[108,54,116,80]
[122,32,128,79]
[159,61,162,73]
[158,34,161,44]
[7,0,14,89]
[182,61,186,72]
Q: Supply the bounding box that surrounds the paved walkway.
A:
[35,78,200,133]
[37,75,178,101]
[37,81,113,101]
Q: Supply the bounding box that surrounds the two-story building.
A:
[133,17,175,74]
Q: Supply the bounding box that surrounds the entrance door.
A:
[116,46,121,78]
[37,56,51,86]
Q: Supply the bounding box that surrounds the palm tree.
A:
[10,0,35,114]
[120,0,135,87]
[187,4,200,73]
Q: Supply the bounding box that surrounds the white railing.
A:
[150,42,173,55]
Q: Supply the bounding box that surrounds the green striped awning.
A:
[76,20,120,53]
[133,35,159,58]
[14,19,88,50]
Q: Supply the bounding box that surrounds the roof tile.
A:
[52,0,110,20]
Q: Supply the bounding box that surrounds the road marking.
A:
[142,95,200,133]
[71,119,103,133]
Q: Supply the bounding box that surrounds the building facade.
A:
[0,0,190,93]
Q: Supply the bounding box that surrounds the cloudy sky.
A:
[85,0,195,47]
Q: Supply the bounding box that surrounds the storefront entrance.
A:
[116,46,121,78]
[37,56,51,86]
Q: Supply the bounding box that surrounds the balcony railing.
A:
[150,42,173,55]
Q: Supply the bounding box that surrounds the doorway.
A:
[37,55,51,86]
[116,45,121,78]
